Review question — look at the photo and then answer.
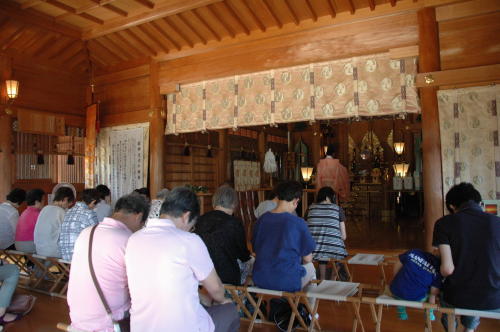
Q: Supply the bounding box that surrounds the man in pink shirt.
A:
[67,193,149,332]
[15,189,45,253]
[316,145,350,201]
[126,187,239,332]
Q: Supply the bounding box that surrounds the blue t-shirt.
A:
[390,249,442,301]
[252,212,316,292]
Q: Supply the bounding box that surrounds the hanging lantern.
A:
[393,162,409,177]
[5,80,19,99]
[394,142,405,155]
[300,166,314,182]
[183,141,190,156]
[323,145,328,156]
[206,145,212,158]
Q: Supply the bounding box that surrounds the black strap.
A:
[88,224,113,317]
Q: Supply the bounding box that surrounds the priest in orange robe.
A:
[316,145,350,201]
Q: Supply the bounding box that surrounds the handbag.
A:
[88,224,130,332]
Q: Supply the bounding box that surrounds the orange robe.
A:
[316,157,350,201]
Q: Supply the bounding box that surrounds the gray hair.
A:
[212,185,238,209]
[156,188,170,200]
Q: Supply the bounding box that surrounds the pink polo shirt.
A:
[67,217,132,332]
[15,206,41,242]
[126,218,215,331]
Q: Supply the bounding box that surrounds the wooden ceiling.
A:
[0,0,447,73]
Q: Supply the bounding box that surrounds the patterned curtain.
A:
[95,123,150,203]
[438,85,500,200]
[166,52,419,134]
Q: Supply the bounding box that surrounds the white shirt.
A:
[126,218,215,332]
[34,205,66,257]
[0,202,19,249]
[94,201,112,223]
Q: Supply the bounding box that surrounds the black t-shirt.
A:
[432,201,500,310]
[194,210,251,285]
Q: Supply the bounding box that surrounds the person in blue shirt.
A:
[252,181,316,293]
[389,249,442,321]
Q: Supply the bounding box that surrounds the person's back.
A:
[0,203,18,250]
[434,202,500,310]
[59,189,100,261]
[95,185,112,222]
[34,205,65,257]
[15,189,45,253]
[67,194,148,332]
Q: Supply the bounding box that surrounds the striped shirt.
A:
[306,203,347,260]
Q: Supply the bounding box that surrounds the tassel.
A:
[37,153,44,165]
[183,142,190,156]
[67,154,75,165]
[206,145,212,158]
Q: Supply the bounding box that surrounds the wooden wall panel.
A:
[94,76,150,115]
[158,12,418,93]
[11,62,86,115]
[439,11,500,70]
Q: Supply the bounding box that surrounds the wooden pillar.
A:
[148,60,165,198]
[311,122,321,167]
[217,129,229,186]
[418,7,444,251]
[258,130,266,186]
[0,55,13,200]
[85,104,97,188]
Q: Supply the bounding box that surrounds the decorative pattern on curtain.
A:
[166,52,419,134]
[234,161,260,191]
[438,85,500,200]
[95,123,150,202]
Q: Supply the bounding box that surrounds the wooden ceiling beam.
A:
[57,40,85,63]
[83,0,224,40]
[41,37,73,59]
[65,49,87,69]
[368,0,376,11]
[163,17,194,48]
[21,0,43,9]
[88,52,109,68]
[0,1,81,39]
[240,0,265,32]
[55,0,126,21]
[95,37,131,62]
[347,0,356,15]
[110,31,146,57]
[283,0,299,25]
[305,0,318,21]
[149,21,182,51]
[133,0,155,9]
[178,13,207,44]
[115,30,152,56]
[90,39,124,63]
[207,4,235,38]
[327,0,337,18]
[192,9,221,41]
[262,0,282,29]
[44,0,104,25]
[123,28,157,56]
[137,25,171,53]
[103,34,140,59]
[30,34,58,55]
[223,1,250,35]
[0,26,26,51]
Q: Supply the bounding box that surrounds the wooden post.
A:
[0,55,13,200]
[418,7,444,251]
[258,130,266,187]
[312,122,321,167]
[217,129,229,186]
[85,104,97,188]
[149,60,165,198]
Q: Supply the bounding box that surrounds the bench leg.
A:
[447,313,456,332]
[244,290,266,332]
[352,302,365,332]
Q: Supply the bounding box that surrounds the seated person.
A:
[15,189,45,253]
[133,187,150,203]
[148,188,169,219]
[307,187,348,281]
[254,187,297,219]
[67,193,149,332]
[94,184,112,222]
[58,189,100,261]
[34,186,75,258]
[0,188,26,250]
[389,249,441,321]
[252,181,316,292]
[126,187,239,332]
[0,264,21,326]
[195,185,253,286]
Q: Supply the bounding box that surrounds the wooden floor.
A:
[5,221,499,332]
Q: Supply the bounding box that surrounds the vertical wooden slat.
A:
[418,7,444,251]
[149,59,165,198]
[85,104,97,188]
